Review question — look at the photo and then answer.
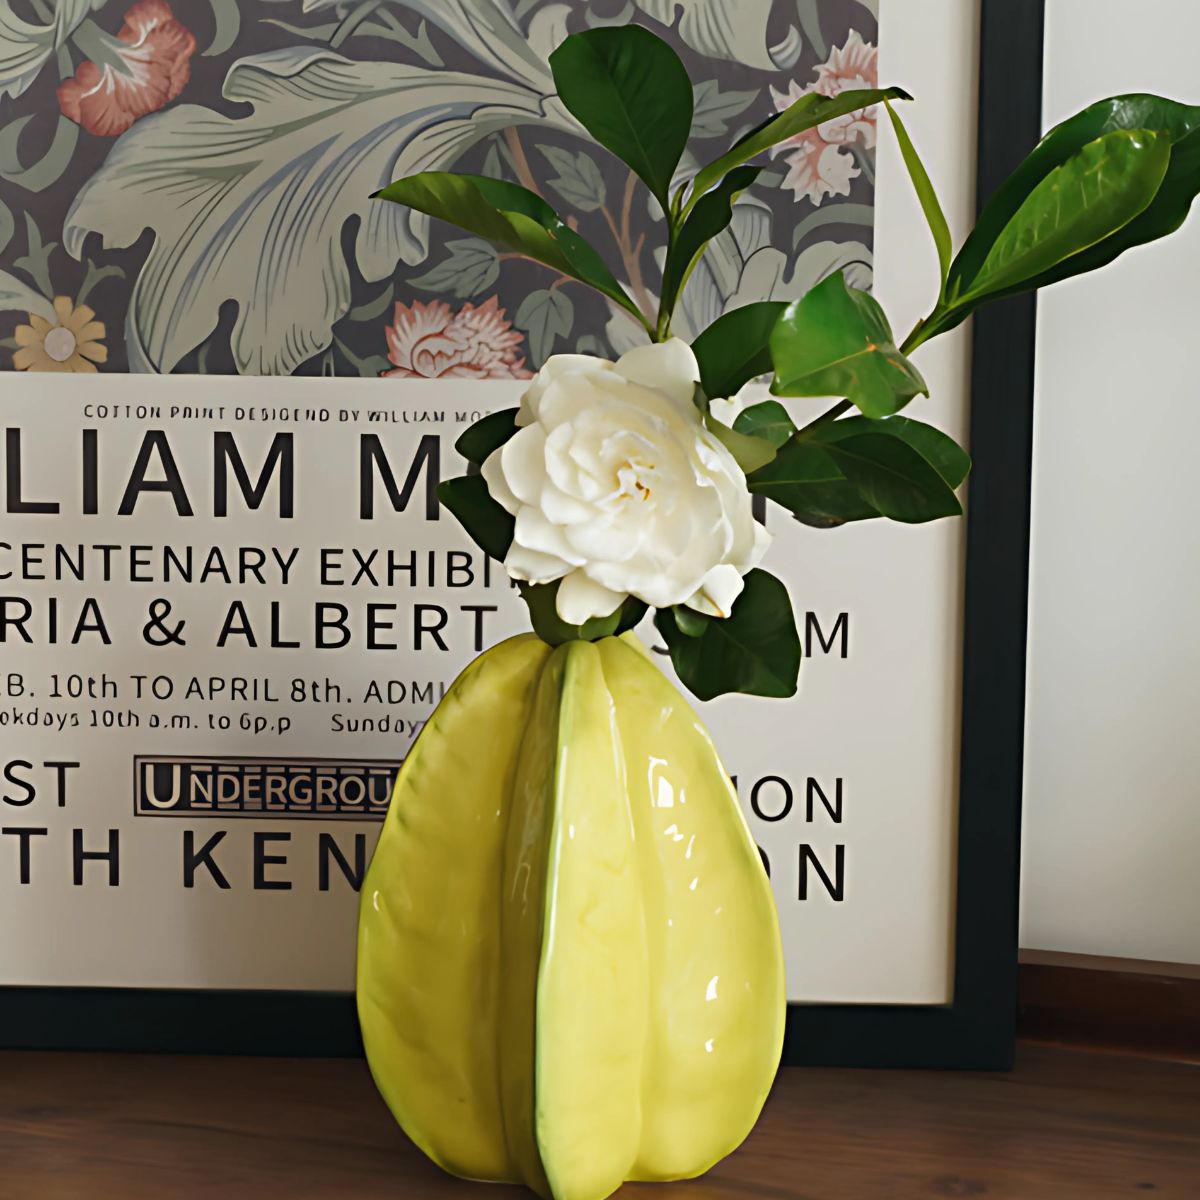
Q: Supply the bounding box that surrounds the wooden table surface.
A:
[0,1043,1196,1199]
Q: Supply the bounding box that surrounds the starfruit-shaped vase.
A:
[357,633,785,1200]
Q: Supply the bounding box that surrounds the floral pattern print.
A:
[0,0,877,377]
[13,295,107,372]
[384,297,532,380]
[57,0,196,137]
[771,32,880,205]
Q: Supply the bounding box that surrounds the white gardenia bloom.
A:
[481,339,771,626]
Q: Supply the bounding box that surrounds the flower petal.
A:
[519,353,613,424]
[614,338,699,407]
[515,506,585,565]
[481,447,520,515]
[686,564,746,619]
[74,320,106,344]
[65,304,96,333]
[498,424,549,507]
[555,570,626,625]
[505,543,569,585]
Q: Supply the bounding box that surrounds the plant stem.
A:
[900,317,936,355]
[601,175,656,329]
[503,128,542,197]
[330,0,380,48]
[795,399,851,438]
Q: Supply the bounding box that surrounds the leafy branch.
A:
[371,21,1200,702]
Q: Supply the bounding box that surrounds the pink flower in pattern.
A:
[58,0,196,138]
[383,297,532,380]
[769,31,879,206]
[813,30,879,148]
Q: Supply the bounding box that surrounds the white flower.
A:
[481,340,771,626]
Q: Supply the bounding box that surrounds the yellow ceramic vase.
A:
[357,632,786,1200]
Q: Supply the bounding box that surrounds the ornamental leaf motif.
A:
[63,48,557,374]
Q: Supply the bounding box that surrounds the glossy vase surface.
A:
[357,632,785,1200]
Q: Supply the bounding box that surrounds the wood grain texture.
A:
[0,1044,1196,1199]
[1019,959,1200,1064]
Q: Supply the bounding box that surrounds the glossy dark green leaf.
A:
[375,172,643,323]
[814,431,961,523]
[437,475,513,561]
[1040,123,1200,283]
[770,271,928,418]
[691,300,788,399]
[549,26,693,209]
[733,401,797,450]
[884,99,952,295]
[819,415,971,488]
[655,569,801,701]
[687,87,910,213]
[660,165,760,318]
[949,93,1200,297]
[455,409,518,466]
[747,440,879,527]
[962,129,1170,301]
[518,581,646,646]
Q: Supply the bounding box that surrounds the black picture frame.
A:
[0,0,1045,1067]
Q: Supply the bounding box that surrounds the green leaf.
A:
[1041,123,1200,285]
[961,129,1170,302]
[437,476,514,561]
[819,415,971,489]
[691,300,788,399]
[747,440,880,527]
[539,144,607,212]
[655,569,801,701]
[376,172,644,324]
[518,582,646,646]
[549,26,693,210]
[686,87,911,215]
[515,287,573,365]
[770,272,928,418]
[733,401,797,450]
[409,237,499,298]
[660,164,760,318]
[814,431,961,523]
[704,414,777,473]
[884,99,952,296]
[455,409,518,466]
[950,94,1200,298]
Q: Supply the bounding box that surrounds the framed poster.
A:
[0,0,1033,1067]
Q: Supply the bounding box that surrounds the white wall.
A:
[1021,0,1200,963]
